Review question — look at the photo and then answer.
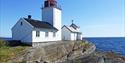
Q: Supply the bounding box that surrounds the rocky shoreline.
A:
[4,41,125,63]
[57,51,124,63]
[74,51,125,63]
[64,50,125,63]
[95,51,125,63]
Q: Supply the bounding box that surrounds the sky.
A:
[0,0,125,37]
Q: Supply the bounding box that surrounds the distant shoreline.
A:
[84,36,125,38]
[0,37,12,40]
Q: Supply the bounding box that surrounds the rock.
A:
[11,41,96,63]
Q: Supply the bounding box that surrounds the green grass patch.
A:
[0,40,7,47]
[80,41,89,46]
[0,45,28,62]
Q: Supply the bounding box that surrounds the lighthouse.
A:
[42,0,62,40]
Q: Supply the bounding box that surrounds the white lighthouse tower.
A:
[42,0,62,40]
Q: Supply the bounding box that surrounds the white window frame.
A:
[45,32,49,37]
[53,32,56,37]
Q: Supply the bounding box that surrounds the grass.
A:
[0,40,7,47]
[80,41,89,46]
[0,40,29,63]
[0,46,28,63]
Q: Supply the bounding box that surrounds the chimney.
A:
[28,15,31,19]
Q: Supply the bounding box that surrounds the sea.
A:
[83,37,125,55]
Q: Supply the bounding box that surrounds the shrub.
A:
[80,41,89,46]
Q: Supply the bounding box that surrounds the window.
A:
[36,31,40,37]
[21,22,23,26]
[53,32,56,37]
[45,32,48,37]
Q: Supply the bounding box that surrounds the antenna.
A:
[72,20,74,24]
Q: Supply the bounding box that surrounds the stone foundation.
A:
[32,41,60,47]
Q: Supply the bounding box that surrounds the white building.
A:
[62,23,82,41]
[11,0,61,46]
[11,0,82,46]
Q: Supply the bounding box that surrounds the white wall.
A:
[53,8,62,41]
[71,33,77,40]
[71,33,83,40]
[62,27,71,40]
[42,7,62,41]
[32,28,59,42]
[11,18,33,44]
[77,34,82,40]
[62,26,82,41]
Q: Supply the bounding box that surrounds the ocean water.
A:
[0,37,12,40]
[83,37,125,55]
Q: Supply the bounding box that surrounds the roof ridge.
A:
[24,18,42,22]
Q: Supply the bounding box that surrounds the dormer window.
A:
[21,22,23,26]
